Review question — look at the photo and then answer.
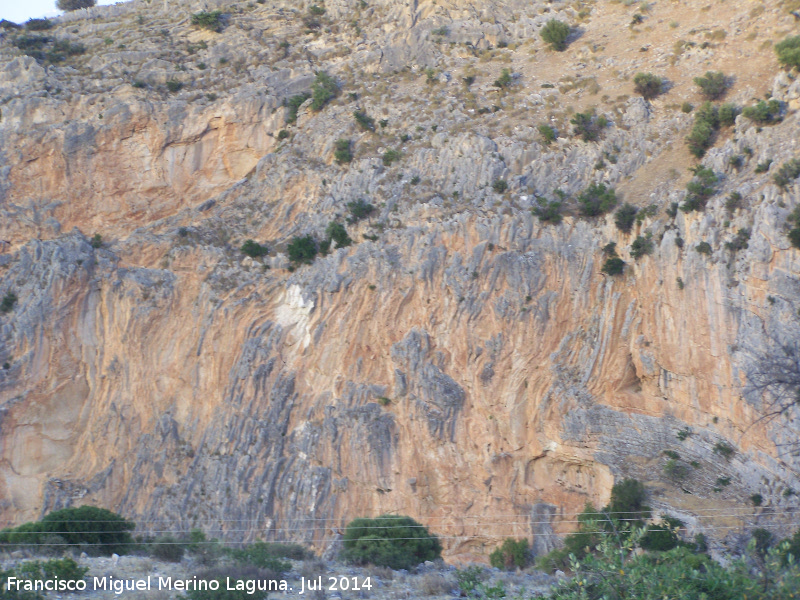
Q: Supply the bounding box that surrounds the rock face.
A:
[1,0,800,561]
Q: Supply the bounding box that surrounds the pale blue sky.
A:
[0,0,119,24]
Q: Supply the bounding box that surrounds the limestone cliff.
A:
[1,0,799,561]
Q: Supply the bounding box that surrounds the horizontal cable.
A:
[0,505,795,525]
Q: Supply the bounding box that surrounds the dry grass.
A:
[415,573,455,596]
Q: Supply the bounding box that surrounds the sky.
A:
[0,0,119,24]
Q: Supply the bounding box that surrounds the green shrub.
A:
[663,458,689,481]
[633,72,664,99]
[789,227,800,249]
[494,68,513,88]
[186,529,224,567]
[713,441,735,459]
[455,566,484,595]
[25,18,53,31]
[347,199,375,222]
[686,102,719,157]
[578,183,617,217]
[602,242,618,256]
[228,542,298,569]
[742,100,782,124]
[241,240,268,258]
[309,4,325,15]
[550,542,800,600]
[150,535,185,562]
[0,20,21,30]
[287,235,318,264]
[630,235,654,259]
[492,179,508,193]
[682,166,717,212]
[325,222,352,248]
[755,159,772,173]
[773,158,800,189]
[601,257,625,276]
[166,80,182,93]
[533,200,563,224]
[0,292,18,314]
[695,242,712,255]
[56,0,96,10]
[676,427,692,441]
[718,102,739,127]
[277,129,289,140]
[541,19,571,51]
[191,11,224,32]
[334,139,353,164]
[724,228,750,252]
[614,203,638,233]
[18,557,87,580]
[489,538,531,570]
[538,123,557,144]
[353,110,375,131]
[0,506,135,555]
[607,479,650,522]
[571,110,608,142]
[311,71,338,111]
[14,34,50,54]
[681,101,694,113]
[186,566,287,600]
[341,515,441,570]
[775,35,800,69]
[640,520,682,551]
[781,529,800,565]
[382,149,401,166]
[751,493,763,506]
[693,71,728,100]
[286,92,311,124]
[725,192,742,213]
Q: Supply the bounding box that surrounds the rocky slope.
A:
[1,0,800,562]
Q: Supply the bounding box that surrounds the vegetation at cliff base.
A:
[341,514,441,570]
[489,538,531,570]
[0,506,135,555]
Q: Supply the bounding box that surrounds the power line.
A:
[1,505,795,525]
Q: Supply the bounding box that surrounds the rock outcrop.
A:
[1,0,799,562]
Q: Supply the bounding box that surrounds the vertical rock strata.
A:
[0,0,799,561]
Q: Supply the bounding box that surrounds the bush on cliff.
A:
[342,515,441,570]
